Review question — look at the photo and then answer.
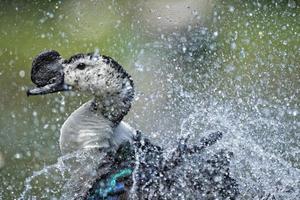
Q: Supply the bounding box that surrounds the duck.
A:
[27,50,239,200]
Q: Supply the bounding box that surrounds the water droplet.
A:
[47,12,54,18]
[229,6,235,12]
[292,110,298,116]
[282,40,288,45]
[43,124,49,129]
[134,62,144,72]
[240,49,246,58]
[230,42,236,50]
[14,153,23,159]
[19,70,25,78]
[288,0,296,8]
[33,111,37,117]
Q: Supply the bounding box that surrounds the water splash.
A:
[19,156,66,199]
[19,100,300,199]
[19,149,107,200]
[178,98,300,199]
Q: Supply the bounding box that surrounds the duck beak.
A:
[27,50,71,96]
[27,74,71,96]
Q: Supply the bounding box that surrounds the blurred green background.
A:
[0,0,299,199]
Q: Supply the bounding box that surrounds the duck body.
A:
[27,50,239,200]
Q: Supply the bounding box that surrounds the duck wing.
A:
[85,131,239,199]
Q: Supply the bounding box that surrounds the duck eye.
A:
[48,77,56,84]
[76,63,86,70]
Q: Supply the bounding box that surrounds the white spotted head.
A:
[63,52,133,97]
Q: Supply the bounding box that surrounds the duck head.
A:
[28,50,134,96]
[28,50,134,123]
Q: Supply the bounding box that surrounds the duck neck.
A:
[91,94,132,126]
[88,56,134,126]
